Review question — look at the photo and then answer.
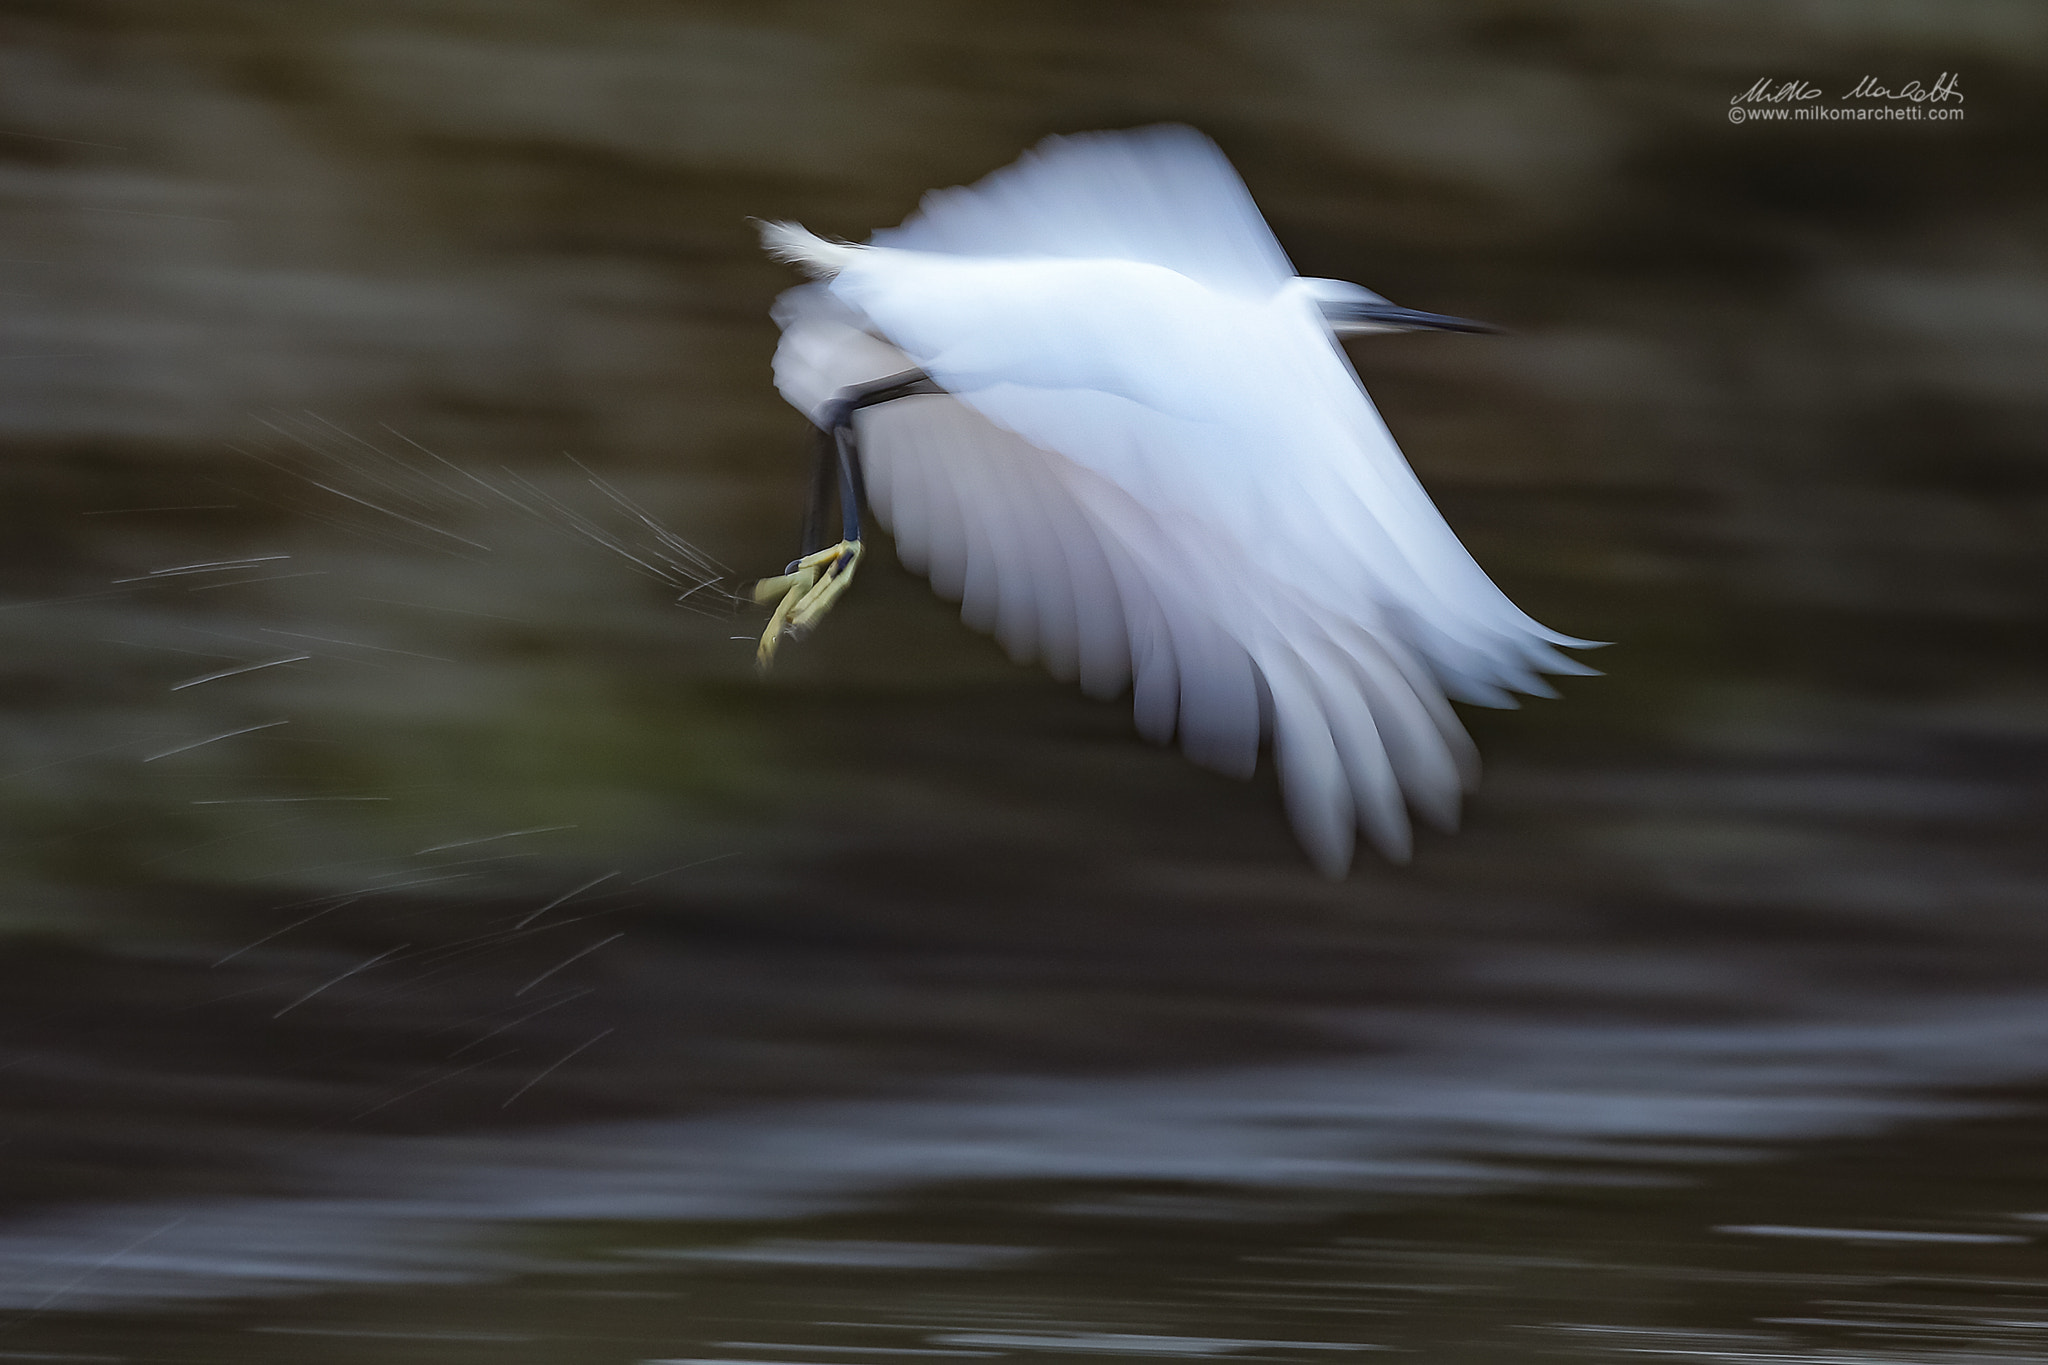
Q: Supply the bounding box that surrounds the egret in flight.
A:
[750,125,1597,875]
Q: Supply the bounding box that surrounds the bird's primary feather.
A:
[765,127,1596,875]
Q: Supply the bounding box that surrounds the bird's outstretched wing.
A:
[871,125,1295,299]
[774,284,1535,875]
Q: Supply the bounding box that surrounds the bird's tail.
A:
[754,220,864,279]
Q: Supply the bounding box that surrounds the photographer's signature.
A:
[1732,73,1962,105]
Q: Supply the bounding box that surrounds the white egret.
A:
[750,125,1598,875]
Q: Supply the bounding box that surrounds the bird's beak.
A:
[1321,301,1503,336]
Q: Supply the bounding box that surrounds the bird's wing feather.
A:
[871,125,1295,299]
[773,282,1489,872]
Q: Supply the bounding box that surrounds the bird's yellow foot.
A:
[752,539,863,670]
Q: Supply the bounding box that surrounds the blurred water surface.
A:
[2,2,2047,1361]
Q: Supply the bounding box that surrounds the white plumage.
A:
[761,125,1597,876]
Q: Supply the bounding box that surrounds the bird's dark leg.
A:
[757,369,944,668]
[805,369,943,552]
[798,425,838,560]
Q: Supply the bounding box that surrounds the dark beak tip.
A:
[1331,301,1507,336]
[1409,309,1505,336]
